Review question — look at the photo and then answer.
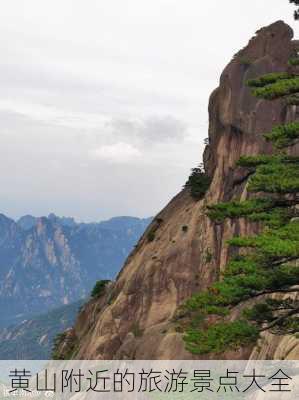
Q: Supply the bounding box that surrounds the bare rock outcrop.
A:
[60,21,299,360]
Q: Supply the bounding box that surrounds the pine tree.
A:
[180,55,299,355]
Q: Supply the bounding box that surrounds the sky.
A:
[0,0,298,222]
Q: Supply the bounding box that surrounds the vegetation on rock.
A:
[263,122,299,148]
[286,93,299,105]
[289,57,299,66]
[184,164,211,200]
[238,57,253,67]
[52,331,79,360]
[91,280,110,298]
[147,231,156,242]
[184,320,259,355]
[146,217,164,242]
[247,72,292,88]
[250,76,299,100]
[248,162,299,193]
[182,63,299,355]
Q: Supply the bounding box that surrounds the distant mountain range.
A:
[0,213,151,328]
[0,300,84,359]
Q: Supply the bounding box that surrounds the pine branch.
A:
[259,307,299,332]
[231,287,299,309]
[253,287,299,297]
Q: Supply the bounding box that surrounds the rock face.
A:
[63,21,299,360]
[0,214,151,327]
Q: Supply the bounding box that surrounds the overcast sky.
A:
[0,1,298,222]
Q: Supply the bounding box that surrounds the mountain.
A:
[0,300,84,359]
[17,215,38,230]
[0,213,151,327]
[54,21,299,361]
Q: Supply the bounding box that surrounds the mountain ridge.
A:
[0,300,84,359]
[0,213,151,327]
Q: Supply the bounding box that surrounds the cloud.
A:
[0,1,297,221]
[90,142,142,164]
[142,116,186,142]
[85,115,188,166]
[106,115,187,147]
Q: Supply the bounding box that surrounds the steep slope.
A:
[0,300,83,359]
[0,214,151,327]
[57,21,299,360]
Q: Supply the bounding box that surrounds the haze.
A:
[0,0,297,221]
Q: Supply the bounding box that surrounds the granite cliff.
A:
[56,21,299,360]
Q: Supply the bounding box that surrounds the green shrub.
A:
[248,163,299,194]
[238,154,299,167]
[146,218,163,242]
[207,198,273,222]
[289,57,299,66]
[225,258,259,276]
[52,332,78,360]
[228,222,299,259]
[251,77,299,100]
[208,195,291,229]
[184,165,211,200]
[247,208,291,228]
[182,225,188,233]
[247,72,292,88]
[204,249,213,263]
[238,155,274,167]
[243,302,274,323]
[184,320,259,355]
[238,57,253,67]
[147,231,156,242]
[91,280,110,298]
[277,318,299,334]
[243,298,299,334]
[264,121,299,148]
[286,94,299,105]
